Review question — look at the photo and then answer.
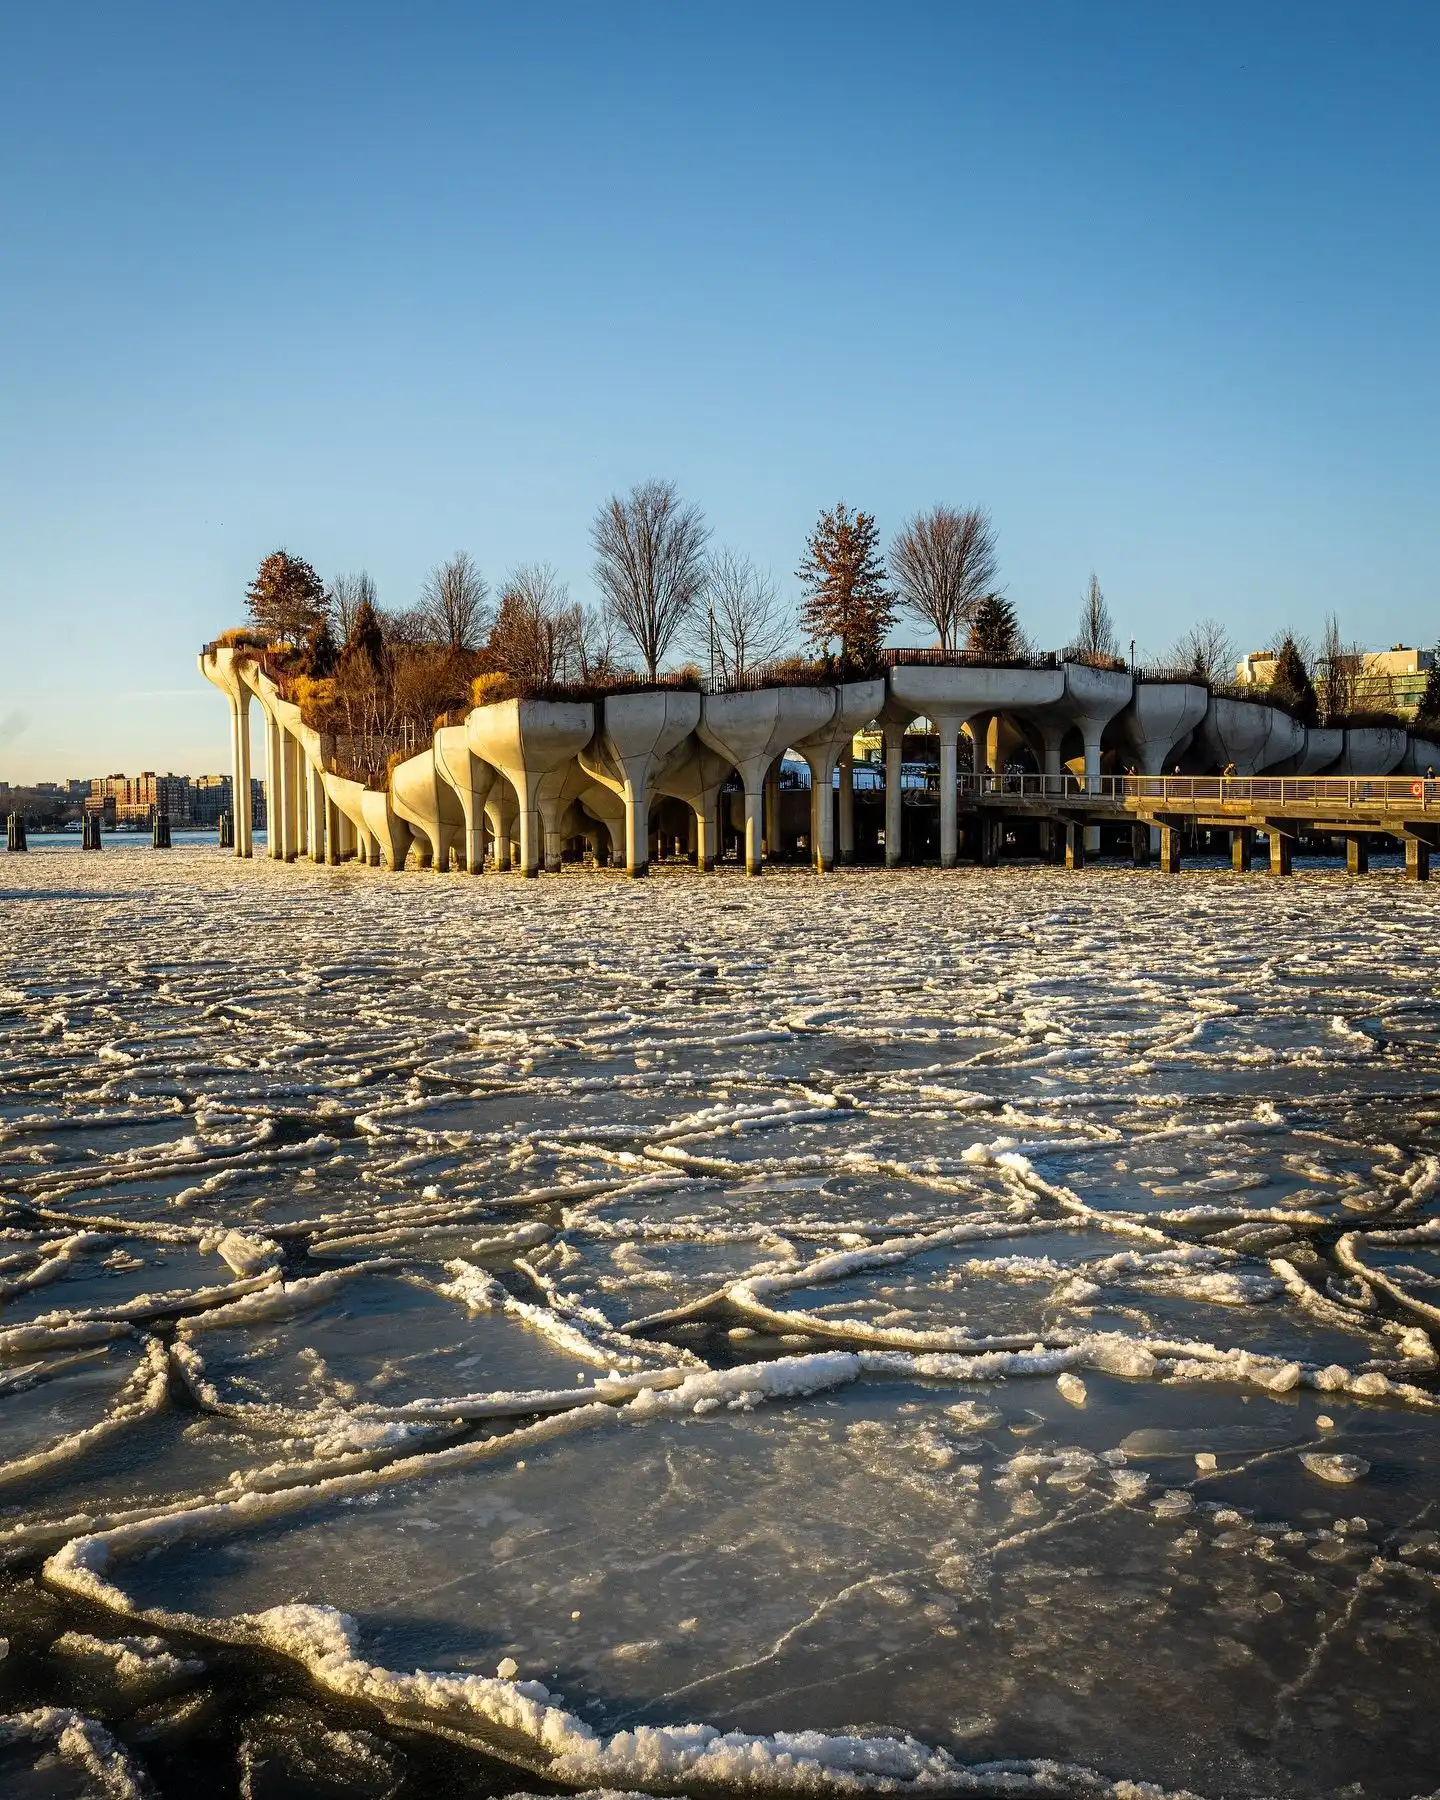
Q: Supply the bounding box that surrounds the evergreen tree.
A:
[1268,633,1319,725]
[298,617,338,678]
[245,550,329,644]
[967,592,1022,662]
[340,598,386,674]
[796,503,894,670]
[1417,650,1440,728]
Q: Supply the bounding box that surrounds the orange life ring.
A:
[1413,780,1426,798]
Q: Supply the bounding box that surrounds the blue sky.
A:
[1,2,1436,781]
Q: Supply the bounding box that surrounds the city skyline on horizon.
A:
[3,2,1437,783]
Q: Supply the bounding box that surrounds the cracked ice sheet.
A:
[96,1370,1440,1797]
[5,850,1440,1796]
[182,1266,604,1412]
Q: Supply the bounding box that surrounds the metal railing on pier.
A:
[950,773,1439,811]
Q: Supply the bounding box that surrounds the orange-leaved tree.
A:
[796,503,894,671]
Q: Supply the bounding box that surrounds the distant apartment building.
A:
[1236,644,1433,717]
[86,772,191,827]
[189,774,232,826]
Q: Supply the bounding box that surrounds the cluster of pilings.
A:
[199,646,1440,878]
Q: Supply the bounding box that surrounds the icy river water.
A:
[2,846,1439,1800]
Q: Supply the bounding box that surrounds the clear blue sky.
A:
[1,2,1436,782]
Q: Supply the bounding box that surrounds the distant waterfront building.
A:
[1236,644,1433,717]
[189,774,232,826]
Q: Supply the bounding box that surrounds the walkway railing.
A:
[953,773,1440,810]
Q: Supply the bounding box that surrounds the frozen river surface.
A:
[1,848,1439,1799]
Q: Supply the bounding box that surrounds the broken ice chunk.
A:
[1300,1451,1369,1484]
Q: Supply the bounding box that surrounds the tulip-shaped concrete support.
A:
[466,699,595,878]
[1114,682,1209,782]
[654,740,734,871]
[1195,698,1306,775]
[321,771,388,868]
[1268,728,1344,776]
[698,686,837,875]
[793,680,884,872]
[1332,727,1408,777]
[197,647,257,858]
[391,748,466,871]
[892,665,1069,866]
[876,700,916,868]
[433,727,499,874]
[579,690,701,877]
[360,788,414,871]
[1400,737,1440,778]
[259,711,278,858]
[484,784,519,871]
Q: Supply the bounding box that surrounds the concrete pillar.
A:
[623,791,649,878]
[1160,826,1183,875]
[517,807,543,877]
[296,748,309,857]
[884,728,903,867]
[1268,831,1293,876]
[744,784,764,876]
[280,732,300,861]
[263,711,282,859]
[1231,828,1255,873]
[1065,820,1085,870]
[938,719,960,868]
[1131,822,1150,867]
[325,797,343,865]
[685,808,698,862]
[970,713,993,778]
[811,765,835,873]
[308,764,326,863]
[837,745,855,864]
[1081,734,1104,854]
[763,763,781,862]
[694,803,715,872]
[1406,837,1431,882]
[229,690,253,858]
[1345,836,1368,876]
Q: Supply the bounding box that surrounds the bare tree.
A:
[889,505,998,652]
[1164,617,1236,686]
[1317,613,1360,721]
[1070,572,1120,665]
[419,551,490,654]
[488,564,587,690]
[330,570,377,643]
[378,606,431,647]
[700,549,792,682]
[591,480,709,681]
